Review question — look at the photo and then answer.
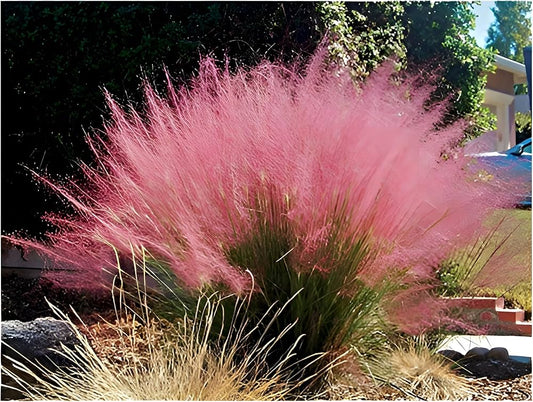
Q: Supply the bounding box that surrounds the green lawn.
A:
[440,208,531,313]
[473,208,532,312]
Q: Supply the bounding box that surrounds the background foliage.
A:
[315,2,406,79]
[402,2,495,136]
[2,1,495,236]
[486,1,532,63]
[516,112,532,144]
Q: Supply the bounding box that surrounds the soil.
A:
[1,274,114,323]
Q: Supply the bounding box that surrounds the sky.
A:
[471,1,496,48]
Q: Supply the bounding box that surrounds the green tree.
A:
[486,1,532,63]
[401,1,495,136]
[317,2,494,136]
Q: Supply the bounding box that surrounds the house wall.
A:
[483,87,516,151]
[482,63,526,151]
[481,55,529,152]
[486,70,515,95]
[515,94,530,113]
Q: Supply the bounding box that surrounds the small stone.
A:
[465,347,489,360]
[487,347,509,361]
[438,349,464,362]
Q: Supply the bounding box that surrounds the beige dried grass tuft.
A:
[2,293,312,401]
[365,337,472,400]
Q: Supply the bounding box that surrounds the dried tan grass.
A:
[320,350,404,400]
[365,337,472,400]
[2,295,311,401]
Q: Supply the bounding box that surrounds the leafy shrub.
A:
[8,49,520,372]
[516,111,532,144]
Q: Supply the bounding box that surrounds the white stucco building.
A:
[482,55,528,152]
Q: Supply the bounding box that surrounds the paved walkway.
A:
[439,335,533,363]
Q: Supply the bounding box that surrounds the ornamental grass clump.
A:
[366,336,471,400]
[8,49,519,371]
[436,215,527,298]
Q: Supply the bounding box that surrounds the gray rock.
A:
[465,347,490,361]
[1,317,80,369]
[438,349,464,362]
[487,347,509,361]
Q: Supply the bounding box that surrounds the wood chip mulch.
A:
[350,374,533,401]
[465,374,532,401]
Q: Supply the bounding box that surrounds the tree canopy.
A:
[486,1,532,63]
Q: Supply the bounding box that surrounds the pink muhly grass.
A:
[8,51,519,332]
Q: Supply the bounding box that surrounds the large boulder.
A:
[437,349,464,362]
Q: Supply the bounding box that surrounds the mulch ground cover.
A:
[466,374,532,400]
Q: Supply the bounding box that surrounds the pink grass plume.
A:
[5,50,523,332]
